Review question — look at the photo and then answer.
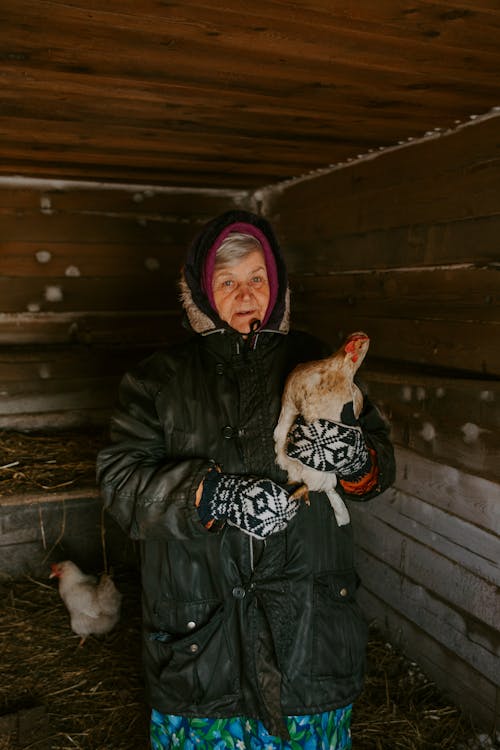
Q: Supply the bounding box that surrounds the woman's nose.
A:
[236,283,252,299]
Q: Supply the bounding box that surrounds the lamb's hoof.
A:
[290,483,310,506]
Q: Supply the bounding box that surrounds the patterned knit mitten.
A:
[286,416,372,481]
[197,471,298,539]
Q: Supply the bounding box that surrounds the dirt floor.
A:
[1,570,494,750]
[0,431,497,749]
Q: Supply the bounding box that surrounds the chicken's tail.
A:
[326,489,350,526]
[273,401,298,468]
[97,574,122,615]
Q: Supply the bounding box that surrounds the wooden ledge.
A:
[0,486,100,507]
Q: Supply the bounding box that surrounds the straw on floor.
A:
[1,572,481,750]
[0,430,488,749]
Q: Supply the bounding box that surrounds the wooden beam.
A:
[393,446,500,531]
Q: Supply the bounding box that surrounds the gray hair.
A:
[215,232,263,268]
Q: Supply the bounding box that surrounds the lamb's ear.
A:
[340,401,357,426]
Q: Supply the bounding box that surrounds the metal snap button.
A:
[187,621,196,630]
[222,426,234,439]
[216,363,224,375]
[232,586,246,599]
[189,643,199,653]
[339,587,348,597]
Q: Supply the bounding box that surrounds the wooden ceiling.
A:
[1,0,500,190]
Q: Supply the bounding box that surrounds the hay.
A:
[0,432,487,748]
[0,430,107,497]
[1,575,483,750]
[352,636,478,749]
[0,571,147,750]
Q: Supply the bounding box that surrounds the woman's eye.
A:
[252,276,262,284]
[223,279,234,287]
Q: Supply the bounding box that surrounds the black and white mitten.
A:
[197,471,298,539]
[286,415,372,481]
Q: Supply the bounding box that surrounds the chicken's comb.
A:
[344,333,369,362]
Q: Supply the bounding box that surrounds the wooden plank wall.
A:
[263,115,500,731]
[0,489,138,577]
[0,180,248,429]
[0,115,498,730]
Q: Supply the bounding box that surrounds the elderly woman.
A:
[97,210,395,749]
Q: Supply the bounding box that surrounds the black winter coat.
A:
[96,210,395,736]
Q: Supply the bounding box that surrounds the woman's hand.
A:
[286,415,372,481]
[196,471,299,539]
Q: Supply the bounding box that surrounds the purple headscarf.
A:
[201,222,279,328]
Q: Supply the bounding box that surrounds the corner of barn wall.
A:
[257,113,500,733]
[0,178,252,577]
[0,119,498,730]
[0,178,252,431]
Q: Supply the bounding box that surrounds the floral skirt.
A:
[150,706,352,749]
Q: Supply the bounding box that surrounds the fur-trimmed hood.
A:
[180,210,290,335]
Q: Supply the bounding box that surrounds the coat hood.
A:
[180,210,290,334]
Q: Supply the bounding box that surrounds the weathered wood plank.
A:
[0,344,164,426]
[0,312,184,345]
[282,214,500,273]
[353,545,499,685]
[0,340,167,427]
[267,115,500,238]
[0,184,246,215]
[1,63,495,157]
[0,493,137,576]
[295,309,500,376]
[4,0,500,95]
[0,346,149,381]
[379,408,499,482]
[290,267,500,321]
[0,276,179,313]
[0,138,341,190]
[0,488,100,507]
[0,409,110,431]
[351,505,499,629]
[0,377,118,415]
[7,0,500,64]
[353,487,499,584]
[357,587,499,729]
[0,242,188,278]
[3,84,437,154]
[364,371,500,481]
[2,2,500,190]
[0,158,280,189]
[393,446,500,532]
[382,417,500,481]
[363,368,500,431]
[0,210,194,243]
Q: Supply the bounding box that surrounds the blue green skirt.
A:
[151,706,352,749]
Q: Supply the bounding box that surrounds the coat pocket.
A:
[312,570,368,680]
[151,598,239,705]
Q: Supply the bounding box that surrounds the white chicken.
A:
[274,332,370,526]
[49,560,122,646]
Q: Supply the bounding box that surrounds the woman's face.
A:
[211,249,270,334]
